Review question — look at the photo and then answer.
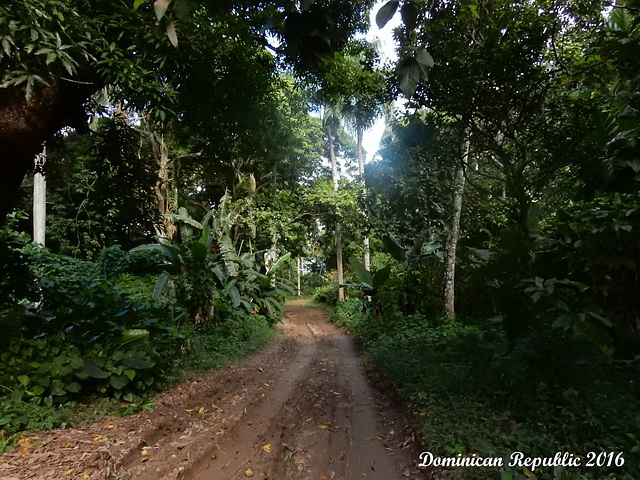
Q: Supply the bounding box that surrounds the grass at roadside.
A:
[328,298,640,480]
[285,296,321,308]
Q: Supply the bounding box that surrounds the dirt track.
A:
[0,303,426,480]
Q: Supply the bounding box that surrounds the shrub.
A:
[313,284,338,305]
[97,244,165,278]
[0,246,183,405]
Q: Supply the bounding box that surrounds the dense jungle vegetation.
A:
[1,0,639,478]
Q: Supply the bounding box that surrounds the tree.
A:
[442,132,469,318]
[374,0,608,319]
[332,43,389,270]
[0,0,375,220]
[323,105,346,301]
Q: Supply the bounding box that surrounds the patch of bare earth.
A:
[0,306,431,480]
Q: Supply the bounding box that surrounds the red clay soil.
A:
[0,305,432,480]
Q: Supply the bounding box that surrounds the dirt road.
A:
[0,304,426,480]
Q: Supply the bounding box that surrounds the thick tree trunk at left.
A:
[0,82,93,222]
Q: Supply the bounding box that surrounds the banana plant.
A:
[342,256,391,297]
[382,234,442,270]
[133,196,294,324]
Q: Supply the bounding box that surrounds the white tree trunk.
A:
[357,124,370,271]
[328,130,345,301]
[33,146,46,246]
[442,135,470,318]
[297,257,302,297]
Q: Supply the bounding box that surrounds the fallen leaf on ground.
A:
[262,443,271,453]
[244,468,254,477]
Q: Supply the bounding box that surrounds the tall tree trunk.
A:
[149,132,177,241]
[249,173,257,252]
[356,123,370,271]
[328,129,345,301]
[33,146,47,245]
[442,135,470,318]
[297,257,302,298]
[335,222,344,300]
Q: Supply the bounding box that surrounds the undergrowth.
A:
[171,313,276,375]
[0,215,282,451]
[329,298,640,480]
[0,313,275,451]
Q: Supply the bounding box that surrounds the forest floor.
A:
[0,300,430,480]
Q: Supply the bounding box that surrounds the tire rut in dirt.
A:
[178,337,321,480]
[116,338,304,480]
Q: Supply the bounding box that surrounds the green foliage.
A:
[367,112,451,245]
[0,396,73,440]
[1,246,182,401]
[340,256,391,315]
[176,314,275,374]
[375,0,400,29]
[97,244,165,278]
[0,228,180,411]
[331,298,367,331]
[0,212,36,342]
[44,121,159,258]
[0,216,282,443]
[137,194,294,325]
[1,335,161,404]
[0,227,188,443]
[313,284,339,306]
[523,277,613,352]
[317,42,390,133]
[530,193,640,353]
[331,301,640,480]
[370,236,443,317]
